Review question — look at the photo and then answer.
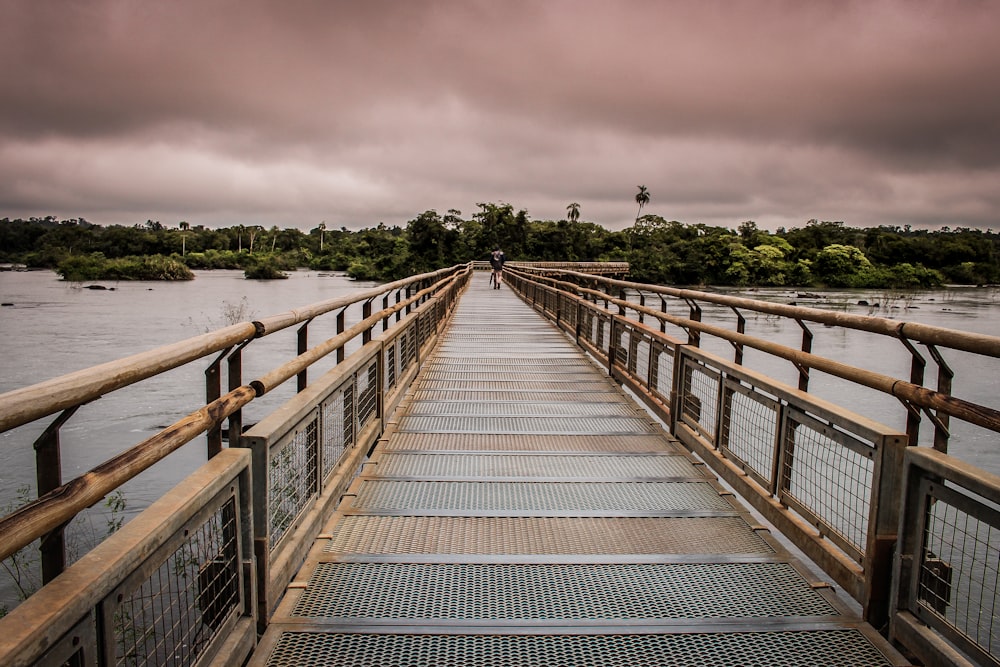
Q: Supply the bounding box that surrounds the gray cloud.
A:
[1,0,998,231]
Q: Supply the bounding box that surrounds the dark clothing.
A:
[489,251,506,270]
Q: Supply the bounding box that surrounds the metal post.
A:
[897,335,926,448]
[796,319,813,392]
[927,344,954,453]
[336,307,347,364]
[362,299,373,345]
[227,342,248,445]
[685,299,702,347]
[297,320,311,393]
[730,306,746,365]
[34,407,78,584]
[206,351,225,456]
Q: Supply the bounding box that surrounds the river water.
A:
[1,270,999,608]
[0,268,381,608]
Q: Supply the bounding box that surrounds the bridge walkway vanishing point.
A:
[250,277,908,666]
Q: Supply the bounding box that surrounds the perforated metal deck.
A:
[251,276,908,666]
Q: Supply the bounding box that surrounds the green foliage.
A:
[1,487,127,616]
[56,253,195,281]
[3,213,995,288]
[244,254,291,280]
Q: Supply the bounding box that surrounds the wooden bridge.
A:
[1,263,999,666]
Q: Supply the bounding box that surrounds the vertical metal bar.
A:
[796,319,813,391]
[617,286,627,316]
[382,295,390,332]
[297,319,311,393]
[897,335,926,448]
[685,299,702,347]
[228,342,248,445]
[608,316,618,375]
[206,352,224,456]
[638,292,646,324]
[336,307,347,364]
[927,344,954,453]
[362,299,373,345]
[660,296,668,334]
[730,306,746,365]
[35,407,78,584]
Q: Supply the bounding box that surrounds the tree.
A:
[318,221,326,252]
[566,202,580,223]
[634,185,650,223]
[178,221,190,256]
[247,226,263,254]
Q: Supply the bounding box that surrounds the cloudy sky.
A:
[1,0,998,233]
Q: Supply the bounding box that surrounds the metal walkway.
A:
[251,278,907,666]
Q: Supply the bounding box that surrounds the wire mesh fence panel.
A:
[779,408,874,560]
[720,379,780,490]
[268,419,319,551]
[358,360,379,431]
[916,480,1000,662]
[107,498,241,667]
[678,357,721,443]
[320,386,349,480]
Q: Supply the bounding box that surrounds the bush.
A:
[244,257,288,279]
[56,254,194,281]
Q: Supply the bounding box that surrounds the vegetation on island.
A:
[2,199,999,288]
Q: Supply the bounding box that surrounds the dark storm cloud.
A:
[1,0,998,230]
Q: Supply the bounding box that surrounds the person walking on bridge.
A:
[489,248,506,289]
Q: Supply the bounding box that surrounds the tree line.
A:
[1,205,998,287]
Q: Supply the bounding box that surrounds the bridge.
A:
[1,263,998,666]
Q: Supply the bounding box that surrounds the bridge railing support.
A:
[0,448,256,667]
[891,448,1000,667]
[238,272,466,630]
[0,264,471,663]
[506,266,1000,664]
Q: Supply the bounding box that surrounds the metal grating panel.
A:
[405,402,639,417]
[264,630,895,667]
[324,516,774,555]
[372,453,699,479]
[350,480,734,513]
[385,433,679,452]
[397,415,657,434]
[427,360,595,370]
[292,562,838,619]
[415,380,615,391]
[420,371,601,381]
[411,390,625,402]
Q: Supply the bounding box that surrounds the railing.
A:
[0,264,471,666]
[893,448,1000,667]
[506,266,1000,667]
[0,448,254,667]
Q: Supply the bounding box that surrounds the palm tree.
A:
[178,221,190,256]
[634,185,650,223]
[318,221,327,252]
[566,202,581,223]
